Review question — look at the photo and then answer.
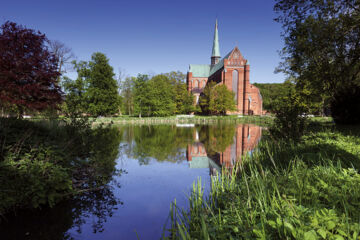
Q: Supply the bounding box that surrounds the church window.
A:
[194,80,199,88]
[232,70,238,101]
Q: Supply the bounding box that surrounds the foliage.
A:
[200,82,236,115]
[132,74,152,117]
[253,81,294,112]
[198,124,236,155]
[164,123,360,239]
[0,118,123,214]
[122,125,193,164]
[148,75,177,116]
[270,88,309,141]
[0,21,62,113]
[132,74,178,117]
[120,71,194,117]
[274,0,360,123]
[119,76,135,115]
[62,61,89,116]
[86,52,121,116]
[174,83,195,114]
[62,53,120,117]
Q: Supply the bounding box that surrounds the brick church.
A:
[186,20,263,115]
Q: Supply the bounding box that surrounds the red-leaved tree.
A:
[0,21,63,112]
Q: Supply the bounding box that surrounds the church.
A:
[186,20,263,115]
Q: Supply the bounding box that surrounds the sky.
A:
[1,0,286,83]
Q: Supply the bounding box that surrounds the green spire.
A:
[211,19,220,57]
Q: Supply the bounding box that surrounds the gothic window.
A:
[232,70,238,102]
[194,79,199,88]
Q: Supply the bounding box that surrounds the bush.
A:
[270,89,308,141]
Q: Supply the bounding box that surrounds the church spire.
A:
[211,19,221,66]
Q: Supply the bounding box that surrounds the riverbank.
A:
[0,118,123,215]
[164,120,360,239]
[91,115,274,126]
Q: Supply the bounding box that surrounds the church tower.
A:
[211,19,221,66]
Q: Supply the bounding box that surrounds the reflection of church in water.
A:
[186,125,262,175]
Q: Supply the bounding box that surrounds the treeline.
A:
[254,81,328,116]
[253,82,293,113]
[119,71,194,117]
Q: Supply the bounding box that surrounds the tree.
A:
[119,76,135,115]
[0,21,62,112]
[62,61,89,115]
[147,75,176,116]
[174,83,194,114]
[163,71,186,84]
[274,0,360,123]
[86,52,120,116]
[48,40,74,82]
[200,82,236,115]
[213,84,237,115]
[133,74,151,117]
[270,88,308,141]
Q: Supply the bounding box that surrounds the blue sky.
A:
[1,0,286,83]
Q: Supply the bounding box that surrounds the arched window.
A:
[232,70,239,101]
[194,79,199,88]
[203,80,206,88]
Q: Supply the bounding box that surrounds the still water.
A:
[1,123,262,240]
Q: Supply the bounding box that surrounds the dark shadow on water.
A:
[0,186,121,240]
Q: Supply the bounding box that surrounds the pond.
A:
[1,123,263,240]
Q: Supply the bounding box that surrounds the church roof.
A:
[189,48,242,77]
[189,64,211,77]
[209,50,232,76]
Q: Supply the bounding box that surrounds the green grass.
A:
[163,123,360,240]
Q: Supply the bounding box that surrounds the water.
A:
[1,123,262,240]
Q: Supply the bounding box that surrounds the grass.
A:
[163,121,360,239]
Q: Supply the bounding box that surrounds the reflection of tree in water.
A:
[0,127,124,240]
[122,125,194,164]
[197,124,236,156]
[0,186,120,240]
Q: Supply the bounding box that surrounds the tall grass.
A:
[163,128,360,239]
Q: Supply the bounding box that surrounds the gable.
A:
[226,47,247,66]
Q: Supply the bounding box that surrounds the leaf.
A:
[326,221,336,230]
[334,235,344,240]
[317,228,327,239]
[304,230,318,240]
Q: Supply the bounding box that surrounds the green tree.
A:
[62,61,89,115]
[274,0,360,123]
[213,84,236,115]
[133,74,151,117]
[200,82,236,115]
[163,71,186,84]
[147,75,176,116]
[119,76,135,115]
[270,88,309,141]
[86,52,120,116]
[174,83,194,114]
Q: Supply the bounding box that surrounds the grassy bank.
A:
[163,122,360,239]
[91,115,274,126]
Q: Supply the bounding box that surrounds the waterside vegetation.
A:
[163,119,360,240]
